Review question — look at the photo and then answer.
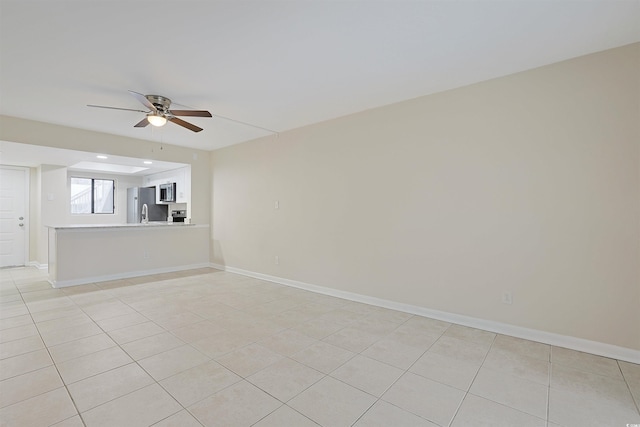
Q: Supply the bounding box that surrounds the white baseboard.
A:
[27,261,48,270]
[210,263,640,364]
[49,263,212,289]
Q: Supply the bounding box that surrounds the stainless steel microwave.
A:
[158,183,176,202]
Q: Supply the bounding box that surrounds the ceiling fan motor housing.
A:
[146,94,171,114]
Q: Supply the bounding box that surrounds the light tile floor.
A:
[0,266,638,427]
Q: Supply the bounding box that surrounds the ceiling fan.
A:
[88,90,212,133]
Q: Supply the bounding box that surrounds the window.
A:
[70,177,115,214]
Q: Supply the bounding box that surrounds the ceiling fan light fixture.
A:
[147,114,167,127]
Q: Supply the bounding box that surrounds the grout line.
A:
[57,271,214,425]
[444,332,498,426]
[2,267,637,426]
[618,359,640,415]
[347,321,452,426]
[18,269,196,424]
[15,273,88,427]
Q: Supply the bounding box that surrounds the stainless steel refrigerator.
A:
[126,187,168,223]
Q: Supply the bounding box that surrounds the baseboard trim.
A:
[50,263,212,289]
[27,261,48,270]
[210,263,640,364]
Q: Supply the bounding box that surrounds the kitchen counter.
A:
[47,224,209,287]
[47,222,195,230]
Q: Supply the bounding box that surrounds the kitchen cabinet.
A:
[143,166,191,204]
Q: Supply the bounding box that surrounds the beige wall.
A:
[0,117,212,265]
[38,167,144,227]
[29,167,40,263]
[212,43,640,350]
[29,166,144,263]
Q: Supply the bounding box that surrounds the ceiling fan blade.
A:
[128,90,157,112]
[169,110,212,117]
[168,117,203,133]
[134,118,149,128]
[87,104,149,113]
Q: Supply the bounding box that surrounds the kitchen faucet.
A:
[141,203,149,224]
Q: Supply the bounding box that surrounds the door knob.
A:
[18,217,24,220]
[19,223,24,227]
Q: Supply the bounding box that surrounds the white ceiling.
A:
[0,140,186,175]
[1,0,639,152]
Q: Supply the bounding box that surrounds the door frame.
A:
[1,165,30,268]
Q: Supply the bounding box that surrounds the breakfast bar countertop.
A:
[46,222,196,230]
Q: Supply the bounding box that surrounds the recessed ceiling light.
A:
[96,155,108,159]
[143,161,153,165]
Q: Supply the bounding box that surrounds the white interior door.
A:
[0,166,29,268]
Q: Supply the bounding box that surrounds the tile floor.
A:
[0,266,638,427]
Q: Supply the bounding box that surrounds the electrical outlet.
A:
[143,250,149,259]
[275,255,279,265]
[275,200,279,210]
[501,292,513,305]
